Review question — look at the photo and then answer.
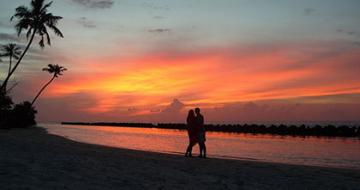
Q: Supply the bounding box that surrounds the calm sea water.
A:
[43,123,360,169]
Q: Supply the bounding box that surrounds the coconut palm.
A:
[1,43,22,75]
[31,64,66,105]
[0,43,22,90]
[0,58,3,80]
[0,58,3,81]
[0,0,63,92]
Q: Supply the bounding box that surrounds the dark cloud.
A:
[336,29,357,36]
[201,101,360,124]
[304,8,316,15]
[22,91,360,123]
[14,43,44,55]
[128,107,137,112]
[153,16,165,19]
[0,33,42,46]
[77,17,96,28]
[150,108,161,113]
[161,99,184,113]
[71,0,114,9]
[0,20,13,28]
[336,29,359,46]
[24,54,51,62]
[122,96,360,123]
[336,29,343,33]
[144,99,186,122]
[347,31,355,36]
[0,33,19,41]
[142,2,169,10]
[148,28,171,34]
[34,93,100,122]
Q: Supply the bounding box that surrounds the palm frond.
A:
[31,0,45,13]
[42,68,51,72]
[14,46,21,51]
[40,1,53,13]
[15,19,31,36]
[13,55,20,60]
[12,6,31,20]
[12,0,63,48]
[48,24,63,38]
[44,14,62,25]
[45,30,51,46]
[42,64,67,77]
[1,53,11,57]
[38,34,45,48]
[39,25,51,45]
[0,43,22,59]
[26,27,33,39]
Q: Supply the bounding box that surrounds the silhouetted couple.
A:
[185,108,206,158]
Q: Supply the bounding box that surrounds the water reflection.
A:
[44,124,360,169]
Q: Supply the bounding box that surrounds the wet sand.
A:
[1,127,359,190]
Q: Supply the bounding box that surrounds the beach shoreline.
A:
[1,126,359,190]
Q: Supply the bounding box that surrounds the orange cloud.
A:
[41,42,360,114]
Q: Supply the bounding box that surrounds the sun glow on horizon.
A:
[1,0,360,122]
[38,43,360,115]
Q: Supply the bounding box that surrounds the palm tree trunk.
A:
[1,29,36,93]
[31,75,55,106]
[8,56,12,77]
[2,56,13,91]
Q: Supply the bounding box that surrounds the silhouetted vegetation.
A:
[0,0,63,129]
[61,122,360,138]
[0,92,13,129]
[8,102,37,128]
[32,64,67,105]
[0,92,37,129]
[0,43,21,91]
[1,0,63,93]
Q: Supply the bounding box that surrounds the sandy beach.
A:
[1,127,359,190]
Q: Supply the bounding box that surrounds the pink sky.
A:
[1,0,360,123]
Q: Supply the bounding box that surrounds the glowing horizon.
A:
[0,0,359,122]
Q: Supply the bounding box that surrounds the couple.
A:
[185,108,206,158]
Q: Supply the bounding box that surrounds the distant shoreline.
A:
[61,122,360,138]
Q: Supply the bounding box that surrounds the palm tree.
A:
[1,43,22,75]
[0,58,3,83]
[31,64,66,105]
[0,0,63,92]
[0,43,21,90]
[0,58,3,81]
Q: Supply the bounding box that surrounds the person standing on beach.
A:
[185,109,198,157]
[195,108,206,158]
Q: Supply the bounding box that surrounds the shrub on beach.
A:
[8,101,37,128]
[0,96,37,129]
[0,92,13,110]
[0,92,14,129]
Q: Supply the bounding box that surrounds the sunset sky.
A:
[1,0,360,123]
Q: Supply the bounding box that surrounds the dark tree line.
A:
[62,122,360,138]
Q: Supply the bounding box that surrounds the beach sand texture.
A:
[1,127,359,190]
